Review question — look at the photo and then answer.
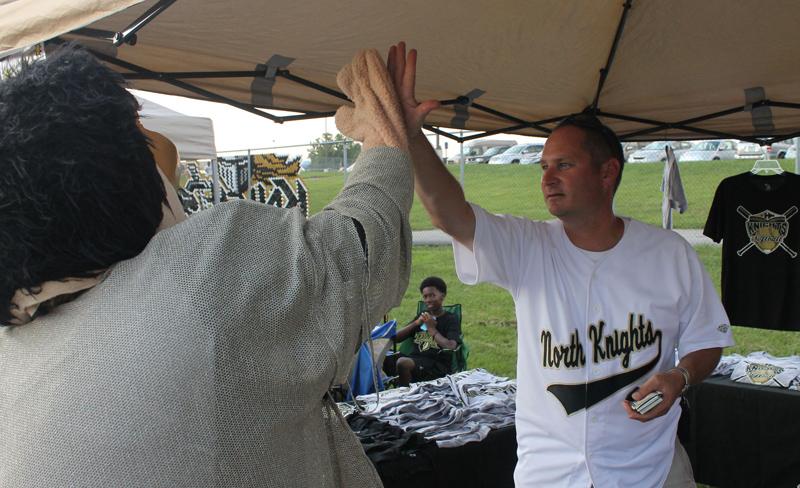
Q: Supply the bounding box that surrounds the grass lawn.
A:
[389,245,800,380]
[302,158,797,230]
[302,161,800,375]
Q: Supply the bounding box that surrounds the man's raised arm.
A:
[387,42,476,251]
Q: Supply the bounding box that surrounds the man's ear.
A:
[602,158,621,192]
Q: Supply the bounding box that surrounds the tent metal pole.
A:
[459,130,465,187]
[124,70,263,80]
[211,158,220,204]
[596,111,666,127]
[769,101,800,110]
[280,112,337,122]
[423,125,462,142]
[342,142,349,185]
[590,0,634,110]
[276,70,348,101]
[460,124,538,141]
[679,105,752,126]
[247,149,252,194]
[85,47,285,123]
[113,0,177,46]
[71,27,118,41]
[470,102,552,133]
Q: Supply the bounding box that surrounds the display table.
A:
[684,376,800,488]
[376,425,517,488]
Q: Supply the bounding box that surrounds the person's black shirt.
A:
[409,311,461,369]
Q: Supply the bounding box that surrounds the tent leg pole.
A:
[211,158,220,204]
[459,130,465,188]
[795,137,799,174]
[343,141,349,185]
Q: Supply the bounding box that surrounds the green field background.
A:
[300,159,799,378]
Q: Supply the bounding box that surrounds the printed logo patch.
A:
[736,206,797,258]
[717,324,730,333]
[745,362,784,384]
[414,332,439,352]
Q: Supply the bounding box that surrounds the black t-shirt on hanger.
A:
[704,171,800,331]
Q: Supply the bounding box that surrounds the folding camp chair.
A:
[346,320,397,399]
[394,302,469,373]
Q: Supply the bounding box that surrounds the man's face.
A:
[421,286,445,312]
[539,126,614,220]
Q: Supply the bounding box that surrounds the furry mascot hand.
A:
[335,49,409,152]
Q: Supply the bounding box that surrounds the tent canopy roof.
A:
[2,0,799,142]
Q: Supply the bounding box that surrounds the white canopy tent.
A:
[135,92,217,160]
[1,0,800,144]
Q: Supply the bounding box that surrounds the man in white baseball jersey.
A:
[385,42,734,487]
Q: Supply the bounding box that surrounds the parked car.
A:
[622,142,649,161]
[734,142,764,159]
[447,139,517,164]
[678,140,738,162]
[763,141,791,159]
[488,143,542,164]
[627,141,693,163]
[520,144,545,164]
[786,145,796,160]
[466,144,514,164]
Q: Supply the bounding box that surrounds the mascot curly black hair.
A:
[0,45,166,323]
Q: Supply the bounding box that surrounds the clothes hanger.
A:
[750,158,784,175]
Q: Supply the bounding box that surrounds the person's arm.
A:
[387,42,476,250]
[409,133,476,250]
[426,318,458,350]
[395,315,423,343]
[309,49,417,367]
[623,347,722,422]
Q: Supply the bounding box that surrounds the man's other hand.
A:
[622,369,685,422]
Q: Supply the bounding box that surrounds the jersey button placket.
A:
[584,269,596,477]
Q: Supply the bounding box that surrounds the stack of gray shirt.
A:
[354,369,516,448]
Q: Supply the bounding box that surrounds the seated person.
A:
[384,276,461,386]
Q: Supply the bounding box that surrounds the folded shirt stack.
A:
[346,368,516,448]
[713,351,800,390]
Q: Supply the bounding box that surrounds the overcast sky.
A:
[132,89,547,156]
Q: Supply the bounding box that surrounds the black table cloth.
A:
[685,376,800,488]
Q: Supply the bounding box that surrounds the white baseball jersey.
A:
[454,203,734,488]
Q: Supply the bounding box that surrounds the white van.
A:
[447,139,517,164]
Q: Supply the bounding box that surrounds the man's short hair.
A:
[419,276,447,295]
[555,113,625,191]
[0,45,166,324]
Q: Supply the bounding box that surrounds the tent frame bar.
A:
[115,58,800,144]
[113,0,177,46]
[590,0,633,111]
[60,37,800,144]
[70,0,177,46]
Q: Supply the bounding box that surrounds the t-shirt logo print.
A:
[414,332,439,352]
[744,362,784,384]
[736,205,798,258]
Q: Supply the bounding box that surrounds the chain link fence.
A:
[276,137,797,237]
[193,136,799,239]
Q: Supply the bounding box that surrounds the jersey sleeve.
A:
[452,203,537,292]
[703,179,726,243]
[675,241,735,357]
